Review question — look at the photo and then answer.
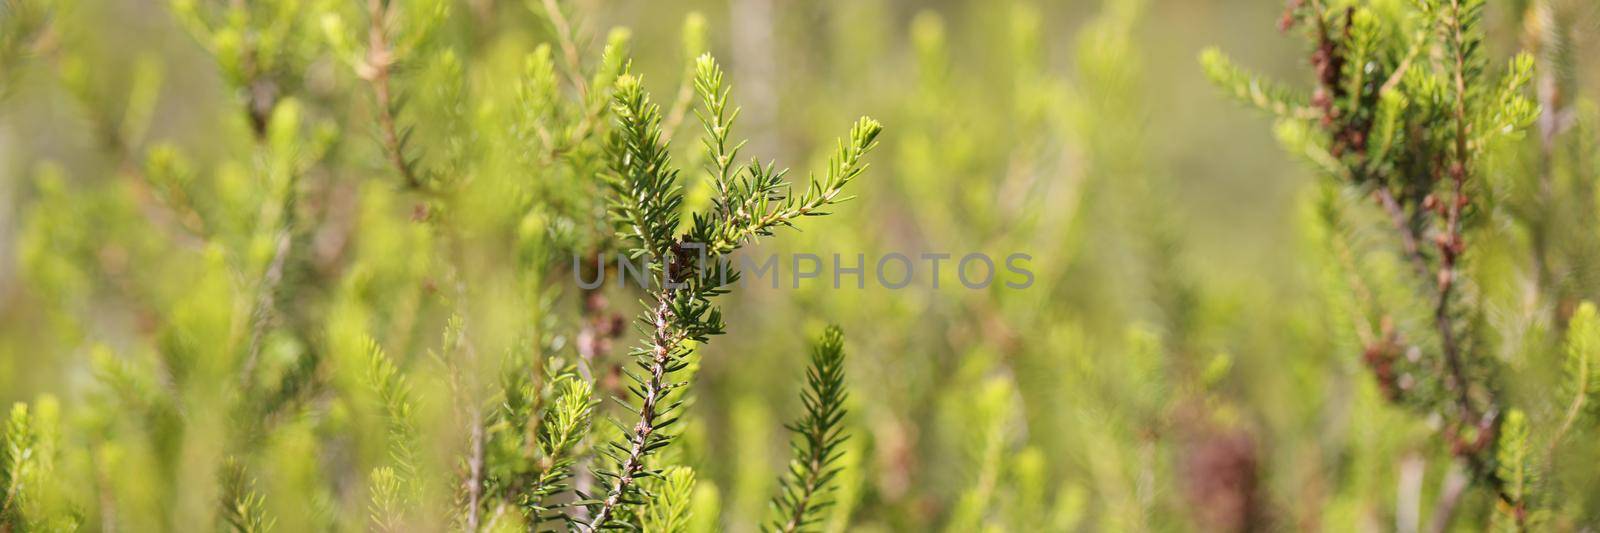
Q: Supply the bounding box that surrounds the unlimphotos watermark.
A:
[574,243,1034,290]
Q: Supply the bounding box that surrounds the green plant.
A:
[3,0,885,527]
[12,0,1600,530]
[584,51,879,530]
[768,326,849,533]
[1205,0,1600,528]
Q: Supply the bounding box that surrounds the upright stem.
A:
[539,0,588,101]
[448,267,486,531]
[1372,187,1432,281]
[587,291,681,530]
[776,456,825,533]
[363,0,423,189]
[1436,0,1480,423]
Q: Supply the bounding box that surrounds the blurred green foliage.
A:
[1,0,1599,531]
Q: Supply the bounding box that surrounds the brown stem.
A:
[1377,27,1426,96]
[446,272,487,531]
[1435,0,1481,424]
[539,0,588,101]
[363,0,424,189]
[1372,187,1432,282]
[587,292,681,530]
[777,432,835,533]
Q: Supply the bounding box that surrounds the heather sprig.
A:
[1550,302,1600,457]
[0,403,38,530]
[170,0,316,135]
[1198,48,1316,121]
[485,359,596,526]
[585,57,881,530]
[23,0,1596,530]
[0,400,73,531]
[1205,0,1541,522]
[767,326,851,533]
[641,466,697,533]
[219,459,275,533]
[1493,409,1538,530]
[362,337,421,529]
[318,0,449,190]
[687,56,882,256]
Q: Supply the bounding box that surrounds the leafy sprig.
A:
[641,466,697,533]
[1203,0,1540,515]
[362,337,421,530]
[0,403,38,530]
[586,56,881,530]
[768,326,851,533]
[687,56,883,256]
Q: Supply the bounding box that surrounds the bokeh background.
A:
[3,0,1600,530]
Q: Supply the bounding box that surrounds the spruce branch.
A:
[768,326,850,533]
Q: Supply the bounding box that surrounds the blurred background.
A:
[2,0,1600,530]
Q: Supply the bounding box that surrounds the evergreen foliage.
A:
[1209,0,1600,528]
[585,54,879,531]
[767,326,849,533]
[5,0,1600,530]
